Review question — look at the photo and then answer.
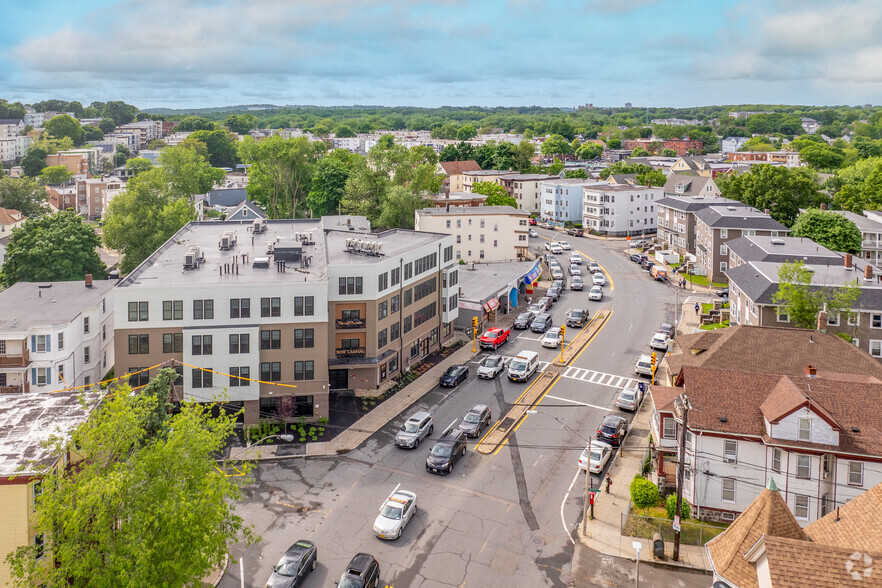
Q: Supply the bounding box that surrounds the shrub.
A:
[665,494,691,520]
[630,475,660,517]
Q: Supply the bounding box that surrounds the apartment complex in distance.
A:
[113,218,458,424]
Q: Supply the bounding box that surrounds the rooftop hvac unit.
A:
[346,238,355,249]
[219,231,236,250]
[377,242,383,254]
[183,249,200,269]
[253,218,267,234]
[252,257,270,269]
[307,231,314,243]
[293,232,300,242]
[770,239,785,245]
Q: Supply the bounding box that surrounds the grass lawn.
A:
[686,273,727,288]
[623,505,729,545]
[701,303,714,314]
[700,320,730,331]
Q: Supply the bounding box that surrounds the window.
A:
[163,300,183,320]
[410,339,420,359]
[260,362,282,382]
[776,310,789,323]
[719,261,728,272]
[390,295,400,314]
[192,335,212,355]
[261,297,281,317]
[480,219,485,228]
[128,367,149,387]
[848,313,859,326]
[662,417,676,439]
[261,330,281,349]
[849,461,864,486]
[378,272,388,292]
[172,366,183,385]
[338,277,363,295]
[821,493,831,517]
[722,478,735,502]
[294,328,314,348]
[128,301,149,321]
[294,361,314,380]
[404,315,412,333]
[230,298,250,318]
[33,480,42,510]
[33,335,49,352]
[827,312,840,326]
[720,244,728,256]
[480,234,485,243]
[796,455,811,479]
[340,338,360,350]
[57,333,64,350]
[163,333,183,353]
[378,300,388,320]
[229,366,250,387]
[413,302,437,327]
[229,334,250,354]
[772,448,782,473]
[413,278,437,302]
[390,321,400,341]
[34,534,44,561]
[128,334,149,354]
[102,324,106,341]
[404,289,412,307]
[57,365,63,381]
[193,299,214,319]
[724,440,737,463]
[294,296,314,316]
[870,340,882,358]
[794,495,809,519]
[798,417,811,441]
[83,346,90,364]
[83,316,90,334]
[341,309,361,320]
[389,355,399,374]
[391,267,400,286]
[404,262,412,280]
[378,329,387,348]
[873,314,882,329]
[446,219,451,228]
[191,368,213,389]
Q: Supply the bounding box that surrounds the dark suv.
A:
[566,308,589,327]
[426,429,467,474]
[337,553,380,588]
[596,415,629,447]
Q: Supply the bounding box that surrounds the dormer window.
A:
[798,417,811,441]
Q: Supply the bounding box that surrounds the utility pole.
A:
[582,437,593,534]
[673,393,691,562]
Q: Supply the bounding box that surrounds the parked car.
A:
[439,365,469,387]
[566,227,584,237]
[552,279,566,290]
[578,440,613,474]
[527,303,545,314]
[592,272,605,286]
[569,264,582,276]
[426,428,467,474]
[538,296,553,310]
[458,404,492,438]
[570,253,582,265]
[551,268,565,281]
[558,240,572,250]
[616,386,644,412]
[337,553,381,588]
[395,411,434,448]
[649,332,670,351]
[530,313,553,333]
[588,286,603,301]
[634,354,653,377]
[477,355,505,379]
[566,308,589,327]
[541,327,563,349]
[630,253,648,263]
[529,229,538,238]
[596,414,629,447]
[265,540,318,588]
[716,287,729,297]
[548,258,561,269]
[529,217,538,226]
[373,488,417,540]
[479,327,510,350]
[640,258,655,270]
[588,261,601,274]
[657,322,674,339]
[514,310,537,329]
[547,285,562,301]
[570,275,584,290]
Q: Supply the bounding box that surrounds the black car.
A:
[630,253,648,263]
[458,404,492,438]
[426,428,467,474]
[266,540,317,588]
[439,365,468,387]
[596,415,629,447]
[640,258,655,270]
[514,310,536,329]
[337,553,381,588]
[530,313,553,333]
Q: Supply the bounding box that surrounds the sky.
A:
[2,0,881,109]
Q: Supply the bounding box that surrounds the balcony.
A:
[0,349,29,367]
[0,383,30,394]
[862,240,882,251]
[335,317,366,329]
[335,346,366,358]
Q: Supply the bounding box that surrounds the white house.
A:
[721,136,749,155]
[414,205,530,262]
[581,184,663,237]
[538,178,602,223]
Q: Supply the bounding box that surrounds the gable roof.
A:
[805,483,882,554]
[437,160,482,175]
[0,207,24,225]
[756,536,882,588]
[225,199,266,221]
[726,235,841,266]
[663,173,718,196]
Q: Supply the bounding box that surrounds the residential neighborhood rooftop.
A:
[726,235,842,266]
[694,205,789,230]
[416,205,528,216]
[437,160,481,175]
[831,209,882,233]
[656,194,746,211]
[0,280,115,334]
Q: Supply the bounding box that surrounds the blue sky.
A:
[2,0,881,109]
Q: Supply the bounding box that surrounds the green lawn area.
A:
[700,320,730,331]
[623,505,729,545]
[701,303,714,314]
[686,273,727,288]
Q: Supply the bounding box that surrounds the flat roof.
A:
[727,236,841,264]
[325,228,449,266]
[463,170,509,176]
[583,184,660,192]
[459,261,537,302]
[416,206,528,216]
[832,210,882,232]
[430,191,486,201]
[0,280,115,334]
[498,174,557,181]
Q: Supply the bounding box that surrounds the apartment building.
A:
[656,194,746,257]
[832,209,882,269]
[582,184,663,237]
[44,152,89,176]
[461,170,511,193]
[726,235,841,272]
[694,205,789,283]
[72,178,125,218]
[497,174,557,214]
[114,120,163,151]
[0,119,24,139]
[414,205,529,262]
[539,178,601,223]
[113,218,458,424]
[435,160,481,193]
[0,278,115,395]
[729,151,802,167]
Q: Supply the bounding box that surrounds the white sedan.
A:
[593,272,606,286]
[558,240,572,250]
[588,286,603,301]
[373,487,417,540]
[578,440,613,474]
[541,327,563,348]
[649,332,670,351]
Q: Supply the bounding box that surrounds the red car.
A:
[529,217,538,226]
[479,327,510,350]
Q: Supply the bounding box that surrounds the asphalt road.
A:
[219,229,710,588]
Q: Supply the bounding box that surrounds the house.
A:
[224,199,266,222]
[0,208,25,236]
[582,183,663,237]
[650,363,882,525]
[801,118,821,134]
[656,193,746,257]
[74,178,125,219]
[414,205,529,262]
[435,160,482,193]
[113,219,458,424]
[663,173,721,198]
[726,255,882,359]
[726,235,842,271]
[497,173,558,214]
[831,209,882,270]
[427,191,488,208]
[0,388,103,585]
[0,119,24,139]
[539,178,602,223]
[670,155,713,177]
[721,136,749,155]
[694,205,789,283]
[460,169,511,193]
[0,278,116,394]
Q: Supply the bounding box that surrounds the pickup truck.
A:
[566,228,584,237]
[479,327,510,350]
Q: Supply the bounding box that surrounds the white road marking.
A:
[532,453,544,468]
[561,367,638,390]
[560,468,581,545]
[544,394,613,412]
[516,334,545,341]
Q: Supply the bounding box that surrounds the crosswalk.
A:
[470,354,551,373]
[560,366,638,390]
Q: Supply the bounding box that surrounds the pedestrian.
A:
[605,474,612,494]
[695,302,700,315]
[527,296,532,306]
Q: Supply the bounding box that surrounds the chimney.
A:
[820,203,826,211]
[85,274,93,287]
[816,310,828,332]
[844,253,853,269]
[865,265,874,281]
[764,208,770,215]
[805,364,817,378]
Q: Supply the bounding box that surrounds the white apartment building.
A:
[23,111,44,128]
[582,184,662,237]
[539,178,602,223]
[498,173,558,214]
[0,278,115,394]
[414,206,530,263]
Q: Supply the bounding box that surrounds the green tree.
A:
[114,144,132,167]
[21,146,48,178]
[665,494,691,520]
[772,261,861,329]
[716,165,824,226]
[378,184,430,229]
[791,209,862,254]
[636,169,667,188]
[563,169,588,179]
[44,114,84,145]
[799,144,846,170]
[190,129,239,168]
[305,150,352,217]
[607,138,623,149]
[334,124,356,138]
[175,116,215,132]
[4,369,253,588]
[125,157,155,176]
[515,141,536,171]
[39,165,73,185]
[339,157,387,220]
[81,124,104,142]
[0,210,106,287]
[662,148,678,157]
[599,162,654,180]
[103,100,138,125]
[631,147,650,157]
[0,176,50,217]
[159,145,225,200]
[98,118,117,133]
[457,124,477,141]
[540,134,572,156]
[576,142,603,160]
[630,475,660,517]
[431,122,458,140]
[223,114,256,134]
[470,181,517,206]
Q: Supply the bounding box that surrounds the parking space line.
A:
[545,394,613,412]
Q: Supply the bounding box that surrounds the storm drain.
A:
[497,416,516,432]
[531,536,545,546]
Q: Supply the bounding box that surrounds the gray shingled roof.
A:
[656,194,747,212]
[694,205,789,231]
[727,235,842,266]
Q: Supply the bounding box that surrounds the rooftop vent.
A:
[183,247,204,270]
[252,218,267,234]
[770,239,785,245]
[851,426,861,433]
[719,417,728,423]
[273,237,303,263]
[727,206,737,211]
[252,257,270,269]
[219,231,237,251]
[345,238,384,256]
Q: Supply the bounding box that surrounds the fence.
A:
[621,512,726,546]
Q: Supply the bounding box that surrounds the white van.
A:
[508,350,540,382]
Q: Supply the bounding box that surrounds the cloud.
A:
[582,0,659,14]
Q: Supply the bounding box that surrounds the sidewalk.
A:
[575,400,713,572]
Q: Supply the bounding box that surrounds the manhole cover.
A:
[531,536,545,546]
[497,416,516,432]
[560,574,575,584]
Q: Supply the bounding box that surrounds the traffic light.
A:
[560,325,566,339]
[651,352,657,367]
[472,316,478,329]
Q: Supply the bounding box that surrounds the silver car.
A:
[588,285,603,301]
[373,487,417,540]
[477,355,505,379]
[616,386,644,411]
[635,354,653,377]
[394,411,434,448]
[571,275,584,290]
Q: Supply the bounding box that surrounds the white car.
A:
[569,264,582,276]
[541,327,563,348]
[588,286,603,301]
[592,272,605,286]
[588,261,601,274]
[635,354,653,376]
[558,240,572,250]
[649,332,670,351]
[551,268,565,281]
[550,243,563,254]
[529,229,538,238]
[570,253,582,265]
[578,440,613,474]
[616,386,644,412]
[477,354,505,379]
[373,487,417,540]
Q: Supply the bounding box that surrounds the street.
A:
[219,229,711,587]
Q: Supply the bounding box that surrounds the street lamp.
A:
[632,541,642,588]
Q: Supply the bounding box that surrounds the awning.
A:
[483,297,500,312]
[524,261,542,284]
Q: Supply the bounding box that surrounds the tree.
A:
[175,116,215,132]
[126,157,155,176]
[599,162,654,180]
[662,148,678,157]
[4,369,253,588]
[629,475,659,517]
[190,129,239,168]
[636,169,666,188]
[791,209,862,254]
[515,141,536,171]
[607,138,622,149]
[159,145,225,200]
[223,114,256,134]
[114,144,132,167]
[563,169,588,179]
[772,261,860,329]
[378,185,430,229]
[39,165,73,185]
[540,134,572,156]
[631,147,650,157]
[339,157,386,220]
[103,100,138,125]
[665,494,691,520]
[0,176,49,217]
[44,114,84,145]
[0,211,106,287]
[431,122,458,140]
[81,124,104,142]
[98,118,117,133]
[334,124,356,138]
[457,124,477,141]
[716,165,824,226]
[20,147,47,177]
[576,142,602,160]
[799,144,846,170]
[305,150,352,217]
